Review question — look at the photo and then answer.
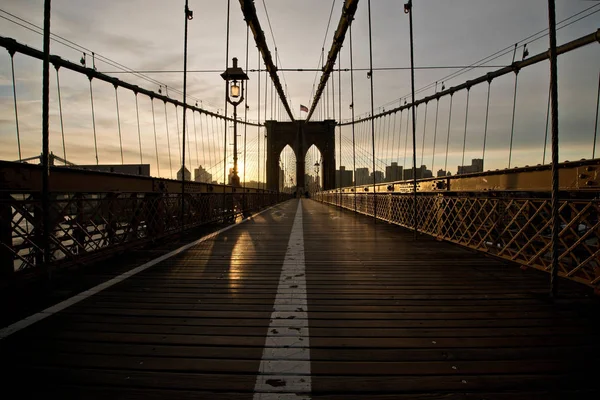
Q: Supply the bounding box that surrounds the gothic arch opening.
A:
[304,144,323,195]
[279,145,296,194]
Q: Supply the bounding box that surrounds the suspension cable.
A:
[257,48,261,190]
[243,24,249,188]
[55,65,67,163]
[175,105,182,166]
[349,23,357,211]
[542,84,551,164]
[461,88,471,171]
[593,69,599,159]
[367,0,377,220]
[404,107,411,173]
[135,93,143,164]
[223,0,231,189]
[444,94,454,174]
[88,77,99,165]
[192,110,199,176]
[482,81,492,168]
[151,99,160,176]
[9,52,22,161]
[114,85,123,164]
[338,47,342,198]
[420,101,429,167]
[508,70,519,168]
[431,95,440,173]
[164,102,173,178]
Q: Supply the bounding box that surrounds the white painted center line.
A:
[0,203,284,340]
[254,199,311,400]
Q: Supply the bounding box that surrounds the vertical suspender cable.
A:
[407,0,418,238]
[223,0,231,188]
[482,81,491,169]
[444,94,454,174]
[264,70,268,187]
[338,47,342,203]
[397,109,404,166]
[350,24,357,211]
[420,102,428,167]
[592,69,600,159]
[198,112,205,172]
[175,106,182,166]
[332,55,336,190]
[243,24,249,189]
[543,84,551,164]
[432,98,440,172]
[9,52,22,161]
[164,102,173,178]
[461,88,470,172]
[508,71,519,168]
[193,111,199,172]
[548,0,560,298]
[114,86,123,164]
[151,99,160,177]
[367,0,377,221]
[41,0,51,270]
[88,78,99,165]
[55,66,67,163]
[181,0,192,229]
[135,94,143,164]
[257,49,261,190]
[404,108,410,174]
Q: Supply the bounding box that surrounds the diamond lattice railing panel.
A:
[2,191,283,276]
[319,192,599,288]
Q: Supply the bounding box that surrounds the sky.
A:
[0,0,598,182]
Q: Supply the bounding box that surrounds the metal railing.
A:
[0,161,287,278]
[315,161,600,289]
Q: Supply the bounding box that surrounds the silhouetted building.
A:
[437,169,452,177]
[177,166,191,181]
[355,168,370,185]
[457,158,484,175]
[336,166,353,188]
[370,170,384,183]
[403,165,433,180]
[194,165,212,183]
[385,162,403,182]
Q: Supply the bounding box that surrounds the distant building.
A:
[335,166,353,188]
[177,166,191,181]
[370,170,384,183]
[457,158,484,175]
[74,164,151,177]
[194,165,212,183]
[279,166,285,191]
[355,168,370,185]
[437,169,452,177]
[385,162,403,182]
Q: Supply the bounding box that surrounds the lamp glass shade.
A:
[230,82,240,98]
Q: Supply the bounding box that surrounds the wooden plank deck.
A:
[1,198,599,399]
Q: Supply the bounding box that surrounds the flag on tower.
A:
[300,104,309,113]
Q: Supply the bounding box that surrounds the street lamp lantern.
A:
[221,57,249,187]
[230,81,241,98]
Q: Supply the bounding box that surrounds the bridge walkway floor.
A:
[1,198,598,399]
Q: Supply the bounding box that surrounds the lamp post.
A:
[221,57,249,187]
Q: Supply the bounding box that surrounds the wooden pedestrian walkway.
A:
[1,199,598,399]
